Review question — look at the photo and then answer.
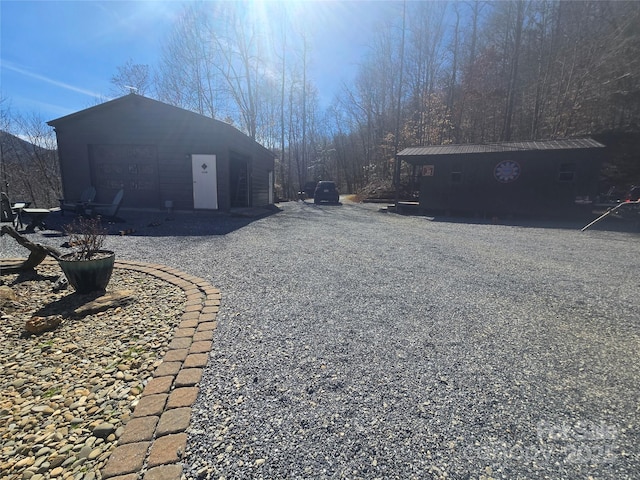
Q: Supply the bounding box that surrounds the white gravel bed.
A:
[2,201,639,479]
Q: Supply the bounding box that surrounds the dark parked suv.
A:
[314,181,340,204]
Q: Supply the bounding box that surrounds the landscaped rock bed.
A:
[0,262,185,479]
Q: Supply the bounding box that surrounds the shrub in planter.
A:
[58,216,115,294]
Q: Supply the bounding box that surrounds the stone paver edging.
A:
[101,260,219,480]
[1,257,219,480]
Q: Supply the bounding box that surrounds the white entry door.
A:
[191,154,218,209]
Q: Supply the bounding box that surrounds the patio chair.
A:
[84,188,124,220]
[1,192,29,229]
[59,186,96,215]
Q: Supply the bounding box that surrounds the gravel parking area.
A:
[2,200,639,479]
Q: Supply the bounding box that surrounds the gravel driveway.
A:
[3,200,639,479]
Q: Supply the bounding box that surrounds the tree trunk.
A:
[0,225,61,273]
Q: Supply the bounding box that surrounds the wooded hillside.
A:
[5,1,639,204]
[137,1,639,198]
[0,129,61,209]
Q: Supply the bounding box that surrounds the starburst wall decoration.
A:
[494,160,521,183]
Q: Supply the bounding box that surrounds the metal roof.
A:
[398,138,605,157]
[47,93,275,158]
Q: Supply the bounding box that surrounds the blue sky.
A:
[1,1,402,124]
[1,1,181,119]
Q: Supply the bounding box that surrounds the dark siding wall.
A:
[52,96,274,211]
[418,149,604,217]
[89,144,160,207]
[55,130,92,203]
[157,145,196,210]
[251,144,274,206]
[54,99,202,208]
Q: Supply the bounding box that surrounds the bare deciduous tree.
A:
[156,3,221,118]
[1,111,61,207]
[110,59,152,96]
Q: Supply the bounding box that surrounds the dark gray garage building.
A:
[48,94,275,212]
[397,138,606,218]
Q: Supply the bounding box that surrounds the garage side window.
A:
[558,162,576,182]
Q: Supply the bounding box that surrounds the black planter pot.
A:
[58,250,115,294]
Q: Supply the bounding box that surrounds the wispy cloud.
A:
[2,61,104,98]
[14,96,77,119]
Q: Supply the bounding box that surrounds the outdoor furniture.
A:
[11,202,27,230]
[1,192,13,224]
[1,192,30,229]
[22,207,61,233]
[84,189,124,220]
[59,186,97,215]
